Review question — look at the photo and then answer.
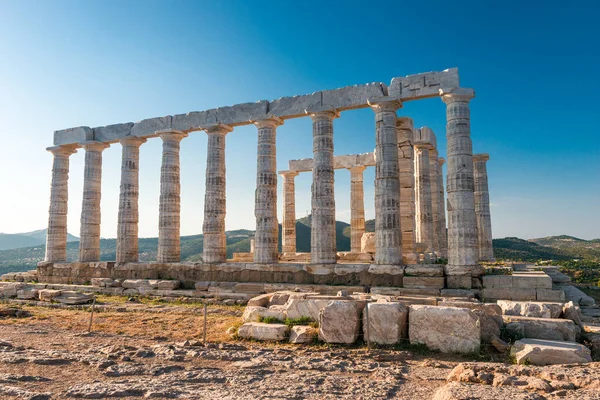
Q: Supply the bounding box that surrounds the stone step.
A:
[510,338,592,365]
[502,315,577,342]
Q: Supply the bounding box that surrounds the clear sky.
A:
[0,0,598,240]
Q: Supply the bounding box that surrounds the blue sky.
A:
[0,0,598,240]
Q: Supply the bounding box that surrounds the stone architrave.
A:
[280,171,298,254]
[369,98,402,265]
[440,88,481,278]
[349,165,366,253]
[157,130,188,263]
[253,117,283,264]
[396,117,418,264]
[79,141,110,262]
[473,153,494,261]
[414,141,435,257]
[45,145,78,262]
[437,158,448,258]
[306,108,339,264]
[202,124,232,263]
[116,136,146,263]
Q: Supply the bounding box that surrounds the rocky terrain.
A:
[0,302,599,399]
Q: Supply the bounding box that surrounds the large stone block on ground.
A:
[497,300,563,319]
[39,289,62,302]
[242,306,285,323]
[237,322,288,341]
[319,301,360,344]
[289,325,317,344]
[503,315,577,342]
[247,293,272,307]
[510,339,592,365]
[284,298,331,321]
[363,302,408,345]
[440,301,502,343]
[409,305,480,353]
[157,280,180,290]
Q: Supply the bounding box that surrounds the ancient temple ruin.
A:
[38,67,494,290]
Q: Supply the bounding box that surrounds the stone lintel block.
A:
[536,289,566,302]
[216,100,268,126]
[367,265,405,276]
[414,126,437,148]
[482,275,513,288]
[446,275,472,290]
[268,92,322,119]
[172,110,218,132]
[334,265,369,276]
[53,126,93,146]
[512,274,553,289]
[131,116,172,138]
[403,276,445,289]
[404,265,444,277]
[322,82,387,111]
[93,123,133,143]
[389,68,459,100]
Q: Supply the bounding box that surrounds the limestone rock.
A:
[241,306,285,323]
[562,285,595,306]
[497,300,563,319]
[90,278,114,287]
[562,301,583,327]
[122,279,159,290]
[268,292,291,307]
[440,301,502,343]
[490,336,509,353]
[247,293,272,307]
[363,302,408,345]
[319,301,360,344]
[39,289,62,302]
[409,305,480,353]
[289,325,317,344]
[237,322,288,341]
[157,280,180,290]
[510,339,592,365]
[503,315,577,342]
[284,299,330,321]
[360,232,375,253]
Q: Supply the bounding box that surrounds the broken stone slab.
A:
[284,298,331,321]
[562,301,583,327]
[156,280,180,290]
[502,315,577,342]
[289,325,317,344]
[268,292,291,307]
[122,279,159,290]
[241,306,285,323]
[39,289,62,302]
[510,338,592,365]
[237,323,288,341]
[319,301,360,344]
[363,302,408,345]
[91,278,115,288]
[16,288,39,300]
[409,305,481,353]
[53,126,93,146]
[497,300,563,319]
[247,293,272,307]
[439,301,502,343]
[561,285,595,306]
[55,292,94,305]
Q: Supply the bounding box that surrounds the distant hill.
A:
[0,229,78,251]
[529,235,600,260]
[492,237,574,262]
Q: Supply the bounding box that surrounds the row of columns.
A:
[45,88,493,271]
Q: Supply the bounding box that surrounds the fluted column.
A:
[79,141,109,262]
[349,166,366,253]
[157,131,188,263]
[202,124,232,263]
[437,158,448,258]
[253,116,283,264]
[414,142,435,256]
[280,171,298,254]
[396,117,418,264]
[473,153,494,261]
[45,145,78,262]
[429,146,440,257]
[370,98,402,265]
[306,108,339,264]
[116,136,146,263]
[440,88,481,278]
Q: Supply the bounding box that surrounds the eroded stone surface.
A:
[319,300,360,344]
[510,339,592,365]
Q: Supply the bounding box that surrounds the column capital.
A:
[473,153,490,162]
[438,157,446,166]
[413,141,433,150]
[368,96,402,113]
[119,136,147,146]
[80,141,110,152]
[440,87,475,104]
[396,116,413,130]
[204,123,233,135]
[305,106,340,121]
[348,165,367,174]
[47,144,78,157]
[158,130,188,142]
[251,115,283,129]
[279,170,299,179]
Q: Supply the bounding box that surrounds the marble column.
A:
[45,145,78,262]
[473,153,494,261]
[349,165,366,253]
[396,117,418,264]
[79,141,109,262]
[440,88,481,278]
[429,145,440,257]
[306,108,339,264]
[116,136,146,263]
[280,171,298,254]
[414,141,435,257]
[157,130,188,263]
[253,116,283,264]
[370,99,402,265]
[202,124,232,263]
[437,157,448,258]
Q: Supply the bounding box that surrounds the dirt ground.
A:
[0,298,599,399]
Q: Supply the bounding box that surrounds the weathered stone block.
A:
[242,306,285,323]
[284,299,330,321]
[91,278,114,288]
[389,68,459,100]
[510,339,591,365]
[409,305,480,353]
[53,126,93,145]
[39,289,62,302]
[363,302,408,345]
[93,123,133,142]
[157,280,180,290]
[403,276,445,289]
[171,110,217,132]
[194,281,210,291]
[404,265,443,277]
[322,82,385,110]
[497,300,563,319]
[268,92,321,119]
[446,275,472,289]
[247,293,272,307]
[536,289,566,302]
[482,275,512,288]
[289,325,317,344]
[216,101,268,125]
[237,322,288,341]
[268,292,291,307]
[503,315,577,341]
[131,116,172,138]
[562,285,595,306]
[512,274,552,289]
[440,301,502,343]
[319,301,360,344]
[361,233,375,253]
